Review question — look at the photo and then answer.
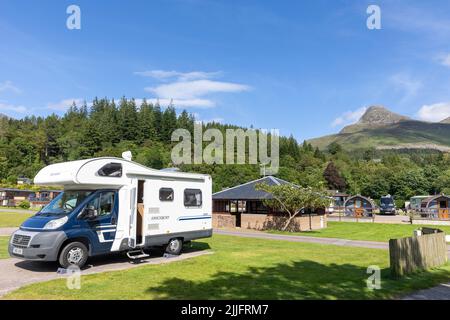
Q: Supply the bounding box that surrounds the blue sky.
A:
[1,0,450,141]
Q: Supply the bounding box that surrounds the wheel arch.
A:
[57,236,92,258]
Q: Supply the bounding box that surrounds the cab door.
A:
[81,191,118,254]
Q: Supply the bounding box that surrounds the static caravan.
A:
[9,153,212,268]
[409,195,430,213]
[420,195,450,219]
[344,195,375,217]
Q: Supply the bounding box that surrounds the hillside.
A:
[309,106,450,151]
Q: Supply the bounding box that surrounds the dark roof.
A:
[213,176,292,200]
[344,195,376,208]
[421,194,450,206]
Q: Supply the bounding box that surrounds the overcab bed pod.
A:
[420,195,450,219]
[344,195,376,217]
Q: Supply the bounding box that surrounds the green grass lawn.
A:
[4,234,450,300]
[0,211,33,227]
[0,237,10,259]
[269,221,450,242]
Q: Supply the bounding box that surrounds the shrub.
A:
[18,200,30,209]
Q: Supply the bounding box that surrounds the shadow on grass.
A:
[146,260,383,299]
[146,258,450,300]
[14,242,211,272]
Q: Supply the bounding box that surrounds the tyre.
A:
[59,241,89,269]
[165,238,183,255]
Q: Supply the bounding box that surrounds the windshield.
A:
[381,197,394,206]
[38,190,93,216]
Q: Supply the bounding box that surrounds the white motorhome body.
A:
[9,155,212,267]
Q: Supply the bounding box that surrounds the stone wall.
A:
[242,213,327,231]
[212,212,236,228]
[213,212,327,231]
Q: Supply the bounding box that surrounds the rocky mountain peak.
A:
[358,106,410,125]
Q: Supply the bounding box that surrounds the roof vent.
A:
[122,151,132,161]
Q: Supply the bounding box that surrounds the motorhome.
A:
[8,152,212,268]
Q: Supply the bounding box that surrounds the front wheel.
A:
[165,238,183,255]
[59,241,88,269]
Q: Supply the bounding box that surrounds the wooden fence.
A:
[389,228,447,277]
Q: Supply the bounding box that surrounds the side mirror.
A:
[82,207,97,220]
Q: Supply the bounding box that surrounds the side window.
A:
[85,191,115,218]
[98,163,122,177]
[184,189,202,207]
[159,188,174,201]
[98,192,115,216]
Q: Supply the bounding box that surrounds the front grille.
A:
[12,234,31,247]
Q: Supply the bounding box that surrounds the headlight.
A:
[43,216,68,230]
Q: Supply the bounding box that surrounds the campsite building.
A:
[328,191,350,211]
[212,176,327,231]
[0,188,61,208]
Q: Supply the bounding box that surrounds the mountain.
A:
[441,117,450,124]
[340,106,410,134]
[309,106,450,152]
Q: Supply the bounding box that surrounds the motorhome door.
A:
[127,184,138,248]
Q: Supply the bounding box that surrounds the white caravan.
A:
[9,153,212,268]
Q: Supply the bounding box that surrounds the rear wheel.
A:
[165,238,183,255]
[59,241,88,269]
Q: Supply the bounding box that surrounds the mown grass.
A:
[4,235,450,300]
[0,237,10,259]
[269,221,450,242]
[0,211,33,227]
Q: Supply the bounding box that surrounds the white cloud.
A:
[0,102,27,114]
[332,107,367,127]
[134,70,221,81]
[389,73,422,101]
[146,79,250,100]
[47,98,85,111]
[438,53,450,67]
[0,81,21,94]
[135,69,250,108]
[416,102,450,122]
[134,98,214,109]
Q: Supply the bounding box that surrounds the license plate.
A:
[13,247,23,255]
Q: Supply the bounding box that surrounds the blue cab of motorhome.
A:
[9,189,120,268]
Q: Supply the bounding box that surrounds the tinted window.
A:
[159,188,174,201]
[184,189,202,207]
[98,163,122,177]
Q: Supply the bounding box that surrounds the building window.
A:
[230,200,237,213]
[238,200,247,213]
[184,189,202,207]
[159,188,174,201]
[98,163,122,177]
